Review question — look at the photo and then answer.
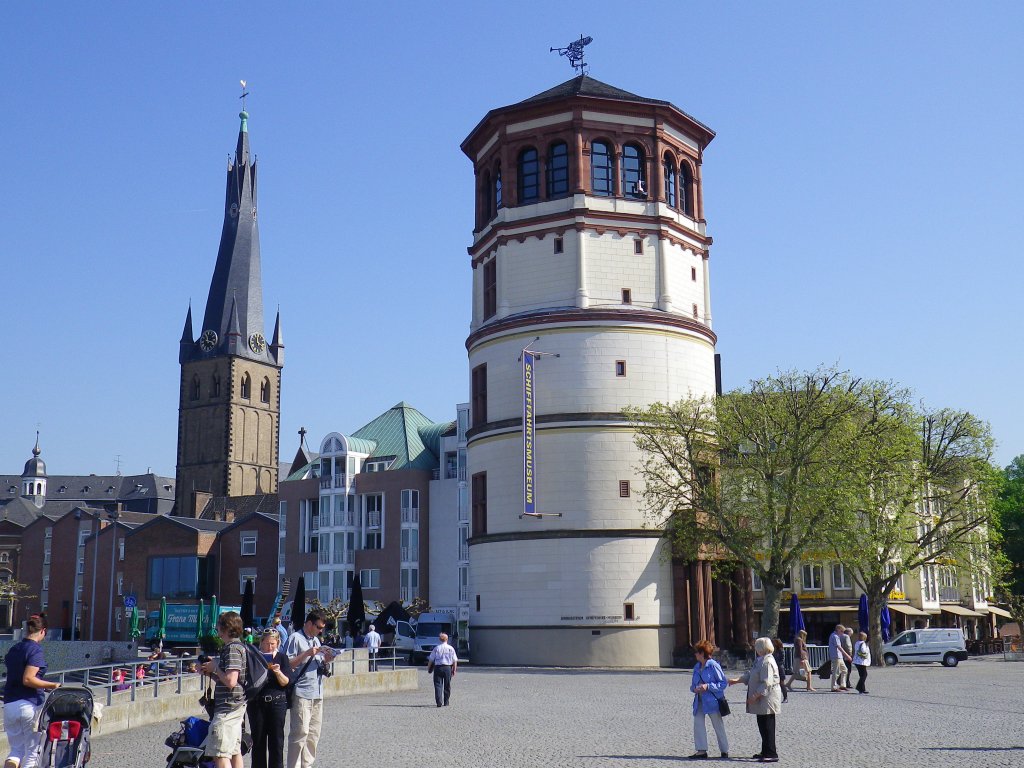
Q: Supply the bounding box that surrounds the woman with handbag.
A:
[688,639,730,760]
[728,637,783,763]
[247,630,291,768]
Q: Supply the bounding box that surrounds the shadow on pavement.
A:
[921,746,1024,752]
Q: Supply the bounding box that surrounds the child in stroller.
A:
[165,717,211,768]
[36,686,94,768]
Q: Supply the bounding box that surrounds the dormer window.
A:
[106,486,115,493]
[82,485,90,493]
[59,485,67,494]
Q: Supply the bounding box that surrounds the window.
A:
[148,555,211,599]
[241,532,258,556]
[240,373,251,400]
[553,237,563,254]
[692,303,699,319]
[401,489,419,524]
[401,528,419,562]
[211,374,221,397]
[801,564,823,591]
[664,154,676,207]
[517,147,539,204]
[547,141,569,198]
[623,603,636,621]
[279,500,287,521]
[482,258,497,320]
[471,364,487,427]
[622,144,646,198]
[633,239,643,255]
[190,376,200,401]
[239,569,257,594]
[359,569,381,589]
[679,163,694,216]
[42,576,49,591]
[691,266,698,281]
[471,472,487,537]
[115,609,122,632]
[832,563,852,590]
[619,480,630,498]
[118,538,125,561]
[260,378,270,403]
[751,572,763,591]
[400,567,418,601]
[591,141,613,196]
[459,566,469,602]
[621,289,632,305]
[615,360,627,377]
[494,164,502,209]
[77,557,85,575]
[79,526,92,547]
[0,552,7,564]
[117,572,123,596]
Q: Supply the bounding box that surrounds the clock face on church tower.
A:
[248,332,266,354]
[199,329,218,351]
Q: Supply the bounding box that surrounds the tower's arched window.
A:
[663,154,677,208]
[494,164,503,209]
[622,144,646,198]
[517,147,539,204]
[679,162,694,217]
[260,377,270,403]
[547,141,569,198]
[191,376,201,401]
[481,171,492,222]
[241,373,251,400]
[211,373,221,398]
[591,141,614,196]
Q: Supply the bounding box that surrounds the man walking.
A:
[284,610,336,768]
[364,624,381,672]
[426,632,458,707]
[840,628,855,689]
[828,624,852,692]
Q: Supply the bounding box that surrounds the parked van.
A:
[410,612,456,664]
[882,628,968,667]
[393,620,416,656]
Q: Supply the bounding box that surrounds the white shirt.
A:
[427,641,458,667]
[853,639,872,666]
[365,630,381,651]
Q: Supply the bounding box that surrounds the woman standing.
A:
[687,640,729,760]
[3,614,60,768]
[247,630,292,768]
[852,631,871,694]
[728,637,782,763]
[784,629,814,692]
[771,638,788,703]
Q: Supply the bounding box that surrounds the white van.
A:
[393,620,416,656]
[882,628,968,667]
[410,612,456,664]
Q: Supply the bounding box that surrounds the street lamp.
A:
[106,509,120,640]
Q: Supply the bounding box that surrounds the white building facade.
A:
[463,76,724,666]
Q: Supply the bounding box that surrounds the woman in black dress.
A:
[247,629,291,768]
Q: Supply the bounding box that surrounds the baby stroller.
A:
[165,717,211,768]
[37,685,94,768]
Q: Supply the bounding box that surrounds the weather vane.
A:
[239,79,249,110]
[550,34,593,74]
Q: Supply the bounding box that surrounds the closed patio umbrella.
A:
[347,575,366,636]
[240,580,255,632]
[157,596,168,652]
[858,593,869,634]
[881,603,892,642]
[129,606,141,639]
[789,593,805,639]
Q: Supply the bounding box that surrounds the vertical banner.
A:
[523,350,536,516]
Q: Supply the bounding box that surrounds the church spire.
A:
[178,304,194,363]
[270,309,284,365]
[188,104,273,366]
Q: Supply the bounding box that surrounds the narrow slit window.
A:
[691,266,698,281]
[615,360,627,377]
[692,303,699,319]
[623,602,635,621]
[553,237,564,254]
[619,480,630,497]
[621,289,632,305]
[633,239,643,255]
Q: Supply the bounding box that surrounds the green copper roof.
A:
[343,435,377,455]
[239,110,249,133]
[418,421,455,458]
[351,402,442,471]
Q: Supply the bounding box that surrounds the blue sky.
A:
[2,2,1022,477]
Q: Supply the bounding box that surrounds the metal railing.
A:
[780,644,830,675]
[0,645,409,722]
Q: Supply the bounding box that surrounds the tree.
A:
[827,398,996,664]
[629,367,888,639]
[994,455,1024,629]
[0,579,34,603]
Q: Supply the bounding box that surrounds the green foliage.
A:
[0,580,34,602]
[994,455,1024,624]
[629,366,888,638]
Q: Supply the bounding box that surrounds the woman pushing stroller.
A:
[3,614,61,768]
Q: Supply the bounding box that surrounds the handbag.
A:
[717,695,731,717]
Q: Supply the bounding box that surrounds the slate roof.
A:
[128,515,231,537]
[0,472,175,514]
[1,499,112,528]
[199,493,279,522]
[350,402,443,472]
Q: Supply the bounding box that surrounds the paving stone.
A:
[88,657,1024,767]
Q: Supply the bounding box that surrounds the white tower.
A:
[463,75,719,666]
[21,432,47,508]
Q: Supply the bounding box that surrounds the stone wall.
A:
[0,640,139,673]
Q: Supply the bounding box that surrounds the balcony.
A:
[401,546,419,563]
[333,474,347,488]
[366,510,381,528]
[459,543,469,561]
[939,586,962,602]
[400,587,413,602]
[459,584,468,602]
[319,478,332,490]
[401,507,419,524]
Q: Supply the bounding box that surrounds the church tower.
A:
[462,75,745,666]
[175,107,283,514]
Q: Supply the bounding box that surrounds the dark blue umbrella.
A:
[858,594,869,634]
[789,593,805,638]
[880,604,892,642]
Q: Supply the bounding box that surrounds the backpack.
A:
[240,642,270,700]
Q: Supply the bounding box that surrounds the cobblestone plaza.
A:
[91,658,1023,767]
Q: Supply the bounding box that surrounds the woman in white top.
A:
[852,632,871,694]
